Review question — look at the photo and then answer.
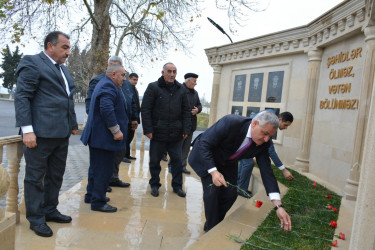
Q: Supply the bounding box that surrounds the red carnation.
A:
[254,200,263,208]
[335,232,345,240]
[313,182,317,187]
[332,239,338,247]
[326,194,331,198]
[332,207,338,213]
[330,221,337,228]
[326,204,332,209]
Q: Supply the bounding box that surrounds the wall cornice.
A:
[205,0,367,66]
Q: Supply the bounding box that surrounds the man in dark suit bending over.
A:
[188,111,292,232]
[14,31,78,237]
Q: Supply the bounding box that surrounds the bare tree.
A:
[0,0,266,80]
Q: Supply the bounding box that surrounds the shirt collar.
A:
[247,123,252,139]
[43,51,58,65]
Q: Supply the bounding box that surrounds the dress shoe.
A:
[151,186,159,197]
[109,179,130,187]
[127,156,136,160]
[84,196,110,204]
[182,168,191,174]
[162,155,168,162]
[107,186,112,192]
[45,211,72,223]
[173,188,186,197]
[91,204,117,213]
[122,157,131,163]
[30,223,53,237]
[237,190,252,198]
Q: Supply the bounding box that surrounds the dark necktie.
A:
[55,63,60,71]
[228,138,252,160]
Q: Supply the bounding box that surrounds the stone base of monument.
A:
[0,212,16,250]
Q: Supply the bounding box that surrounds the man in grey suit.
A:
[14,31,78,237]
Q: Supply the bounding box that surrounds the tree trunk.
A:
[87,0,111,80]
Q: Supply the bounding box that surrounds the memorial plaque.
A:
[248,73,264,102]
[231,106,243,116]
[266,71,284,103]
[246,107,260,118]
[232,74,246,101]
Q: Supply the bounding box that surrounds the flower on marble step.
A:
[326,194,331,199]
[313,182,317,187]
[330,220,337,228]
[331,239,338,247]
[335,232,345,240]
[254,200,263,208]
[332,207,338,213]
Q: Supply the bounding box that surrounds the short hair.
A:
[44,31,70,50]
[163,62,175,71]
[108,56,122,65]
[253,111,279,129]
[129,73,138,78]
[279,112,294,123]
[106,63,123,76]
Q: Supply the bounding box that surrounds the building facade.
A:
[205,0,375,248]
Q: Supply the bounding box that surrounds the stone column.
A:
[344,26,375,200]
[293,49,323,172]
[208,64,222,127]
[6,141,23,223]
[350,27,375,250]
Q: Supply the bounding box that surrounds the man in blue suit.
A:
[81,63,128,213]
[85,56,138,189]
[188,111,292,232]
[15,31,78,237]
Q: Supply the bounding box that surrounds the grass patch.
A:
[197,112,209,128]
[241,166,341,249]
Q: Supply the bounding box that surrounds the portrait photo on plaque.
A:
[266,71,284,103]
[246,107,260,118]
[232,74,246,101]
[248,73,264,102]
[231,106,243,116]
[265,107,280,139]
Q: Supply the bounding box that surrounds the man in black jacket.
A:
[168,73,201,174]
[141,62,191,198]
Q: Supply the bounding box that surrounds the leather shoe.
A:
[173,188,186,197]
[237,190,252,198]
[107,186,112,192]
[128,156,136,160]
[45,211,72,223]
[151,186,159,197]
[91,204,117,213]
[84,196,110,204]
[30,223,53,237]
[109,179,130,187]
[122,157,131,163]
[182,168,191,174]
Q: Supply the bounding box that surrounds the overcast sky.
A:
[136,0,344,101]
[0,0,344,98]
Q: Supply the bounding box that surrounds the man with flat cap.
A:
[168,73,201,174]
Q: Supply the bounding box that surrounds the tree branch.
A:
[83,0,99,28]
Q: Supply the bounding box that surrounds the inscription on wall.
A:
[319,47,362,110]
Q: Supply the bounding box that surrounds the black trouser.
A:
[201,161,238,232]
[125,123,135,157]
[23,137,69,225]
[149,139,183,189]
[86,147,115,209]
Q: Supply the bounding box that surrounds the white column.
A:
[208,65,222,127]
[350,25,375,250]
[293,49,323,172]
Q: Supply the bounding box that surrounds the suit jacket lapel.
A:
[39,52,68,95]
[231,119,251,154]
